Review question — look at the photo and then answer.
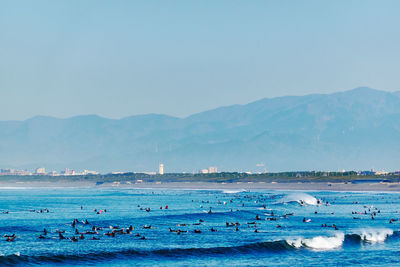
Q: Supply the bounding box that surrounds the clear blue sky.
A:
[1,0,399,120]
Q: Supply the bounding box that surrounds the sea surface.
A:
[1,187,400,266]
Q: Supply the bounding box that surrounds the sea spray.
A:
[360,229,393,243]
[286,233,345,250]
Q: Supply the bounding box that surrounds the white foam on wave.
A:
[0,187,32,190]
[222,189,245,194]
[284,193,319,206]
[360,228,393,243]
[286,238,303,248]
[287,233,345,250]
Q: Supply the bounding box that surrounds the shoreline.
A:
[1,181,400,192]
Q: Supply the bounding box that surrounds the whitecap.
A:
[283,193,320,206]
[360,228,393,243]
[222,189,245,194]
[286,233,344,250]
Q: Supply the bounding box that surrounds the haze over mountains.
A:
[1,87,400,173]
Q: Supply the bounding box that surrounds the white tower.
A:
[159,163,164,175]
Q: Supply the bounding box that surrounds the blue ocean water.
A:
[0,188,400,266]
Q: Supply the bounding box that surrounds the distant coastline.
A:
[1,172,400,192]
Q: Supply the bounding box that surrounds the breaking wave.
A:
[286,229,397,251]
[2,230,397,265]
[222,189,246,194]
[286,233,345,250]
[356,228,393,243]
[283,193,319,206]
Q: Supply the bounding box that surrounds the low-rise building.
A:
[200,169,209,174]
[208,166,218,173]
[35,167,46,175]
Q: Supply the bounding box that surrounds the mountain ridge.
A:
[1,87,399,173]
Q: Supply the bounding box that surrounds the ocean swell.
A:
[1,230,398,265]
[0,241,293,265]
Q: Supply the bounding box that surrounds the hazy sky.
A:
[1,0,399,120]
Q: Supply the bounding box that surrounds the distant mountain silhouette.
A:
[1,87,399,173]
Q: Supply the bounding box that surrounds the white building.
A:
[208,166,218,173]
[35,167,46,175]
[159,163,164,175]
[61,168,77,176]
[200,169,209,174]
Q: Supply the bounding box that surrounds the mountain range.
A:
[1,87,400,173]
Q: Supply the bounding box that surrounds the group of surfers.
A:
[3,193,399,243]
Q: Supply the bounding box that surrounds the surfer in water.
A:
[6,236,16,242]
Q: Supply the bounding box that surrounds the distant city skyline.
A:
[1,1,400,120]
